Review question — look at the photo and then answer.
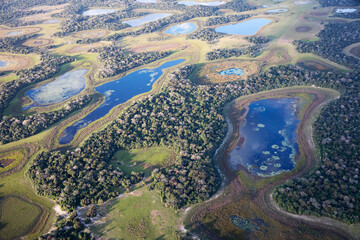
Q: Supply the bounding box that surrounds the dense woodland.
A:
[0,34,37,54]
[91,46,170,78]
[293,21,360,69]
[0,96,91,144]
[186,28,225,42]
[317,0,359,7]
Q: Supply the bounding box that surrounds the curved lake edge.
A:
[183,86,356,240]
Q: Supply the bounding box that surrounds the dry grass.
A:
[23,38,53,47]
[0,26,41,38]
[0,54,33,72]
[73,29,110,39]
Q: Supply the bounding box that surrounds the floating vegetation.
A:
[271,144,279,149]
[230,216,259,231]
[257,123,265,128]
[262,151,270,155]
[272,155,280,160]
[274,163,281,168]
[253,127,260,131]
[260,165,268,170]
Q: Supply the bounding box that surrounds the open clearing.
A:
[23,38,53,47]
[0,54,33,72]
[0,26,41,38]
[73,29,109,39]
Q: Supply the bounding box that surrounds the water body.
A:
[23,69,88,110]
[82,9,116,16]
[59,59,185,144]
[267,8,288,13]
[43,19,60,24]
[7,31,23,36]
[165,22,197,35]
[136,0,157,3]
[218,68,245,76]
[215,18,271,36]
[123,13,172,27]
[293,0,313,4]
[0,60,8,68]
[178,1,225,6]
[229,98,300,177]
[336,8,357,13]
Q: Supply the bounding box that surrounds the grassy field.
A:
[112,146,175,176]
[92,188,181,240]
[0,196,42,240]
[0,149,27,174]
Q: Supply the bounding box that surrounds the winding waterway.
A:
[59,59,185,144]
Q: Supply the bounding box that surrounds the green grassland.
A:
[91,188,181,240]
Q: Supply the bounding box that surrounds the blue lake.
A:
[0,60,8,68]
[178,1,225,6]
[215,18,271,35]
[267,8,288,13]
[23,69,88,110]
[219,68,245,76]
[7,31,23,36]
[165,22,197,35]
[82,9,116,16]
[59,59,185,145]
[229,98,300,177]
[123,13,172,27]
[336,8,357,13]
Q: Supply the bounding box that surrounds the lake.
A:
[43,19,60,24]
[7,31,23,36]
[123,13,172,27]
[229,98,300,177]
[336,8,357,13]
[267,8,288,13]
[215,18,271,36]
[293,0,313,4]
[23,69,88,110]
[165,22,197,35]
[178,1,225,6]
[0,60,8,68]
[82,9,116,16]
[218,68,245,76]
[58,59,185,144]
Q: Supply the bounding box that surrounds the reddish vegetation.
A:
[349,45,360,58]
[310,11,328,16]
[295,26,312,32]
[0,158,15,167]
[297,60,332,71]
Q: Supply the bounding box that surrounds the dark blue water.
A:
[59,59,185,144]
[229,98,300,177]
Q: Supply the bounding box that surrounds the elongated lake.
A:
[229,98,300,177]
[0,60,8,68]
[23,69,88,110]
[59,59,185,144]
[165,22,197,35]
[82,9,116,16]
[215,18,271,35]
[123,13,172,27]
[7,31,23,36]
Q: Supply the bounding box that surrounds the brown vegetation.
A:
[0,54,33,72]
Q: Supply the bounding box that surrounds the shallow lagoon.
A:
[0,60,8,68]
[218,68,245,76]
[7,31,23,36]
[215,18,271,36]
[229,98,300,177]
[336,8,357,13]
[59,59,185,144]
[165,22,197,35]
[267,8,288,13]
[82,9,116,16]
[178,1,225,6]
[123,13,171,27]
[136,0,157,3]
[23,69,88,110]
[43,19,60,24]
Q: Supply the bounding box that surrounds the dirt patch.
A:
[296,60,333,71]
[349,45,360,58]
[295,26,312,32]
[0,26,41,38]
[310,11,327,16]
[73,29,109,39]
[131,43,186,53]
[195,60,260,84]
[23,38,53,47]
[0,54,33,72]
[0,159,15,168]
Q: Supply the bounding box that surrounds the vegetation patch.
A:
[296,59,333,71]
[194,60,259,84]
[0,54,33,72]
[0,149,26,174]
[0,196,42,240]
[112,147,175,176]
[0,26,41,38]
[295,26,312,32]
[91,189,180,240]
[73,29,109,39]
[23,38,52,47]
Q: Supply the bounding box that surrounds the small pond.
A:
[43,19,60,24]
[336,8,357,13]
[7,31,23,36]
[59,59,185,145]
[267,8,288,13]
[293,0,313,4]
[218,68,245,76]
[0,60,8,68]
[82,9,116,16]
[178,1,225,6]
[165,22,197,35]
[229,98,300,177]
[215,18,271,36]
[123,13,172,27]
[23,69,88,110]
[136,0,157,3]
